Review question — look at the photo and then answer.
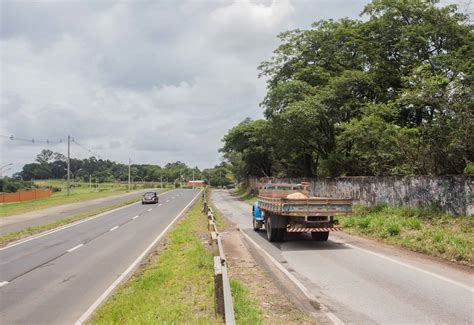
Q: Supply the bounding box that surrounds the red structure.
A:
[186,180,205,188]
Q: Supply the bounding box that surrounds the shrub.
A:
[357,217,371,229]
[386,223,401,236]
[464,162,474,175]
[406,218,421,230]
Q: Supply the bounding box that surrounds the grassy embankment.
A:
[340,205,473,265]
[230,185,257,205]
[231,184,472,265]
[89,194,261,324]
[0,179,160,217]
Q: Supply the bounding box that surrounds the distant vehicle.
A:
[142,191,158,204]
[226,183,236,189]
[252,183,352,242]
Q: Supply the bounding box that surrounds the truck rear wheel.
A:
[311,232,329,241]
[266,218,284,242]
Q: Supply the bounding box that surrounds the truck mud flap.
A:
[286,227,343,232]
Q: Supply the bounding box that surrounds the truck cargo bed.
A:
[258,196,352,217]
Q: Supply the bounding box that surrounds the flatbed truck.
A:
[252,183,352,242]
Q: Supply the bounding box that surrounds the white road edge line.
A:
[1,190,177,251]
[132,215,139,220]
[75,189,202,325]
[240,231,344,325]
[109,226,119,232]
[344,242,474,293]
[67,243,84,253]
[0,281,9,287]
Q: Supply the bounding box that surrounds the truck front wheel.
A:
[311,232,329,241]
[266,218,284,242]
[253,218,261,231]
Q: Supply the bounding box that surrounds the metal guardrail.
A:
[203,191,236,325]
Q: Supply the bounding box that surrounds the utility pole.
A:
[192,170,195,189]
[161,175,163,189]
[220,171,223,189]
[67,135,70,196]
[89,174,92,191]
[128,158,131,191]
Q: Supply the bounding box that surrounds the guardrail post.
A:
[214,256,224,316]
[210,231,218,256]
[208,219,215,232]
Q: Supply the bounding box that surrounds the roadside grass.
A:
[230,278,263,324]
[230,185,257,205]
[0,197,141,247]
[208,189,263,324]
[339,204,473,265]
[89,196,221,324]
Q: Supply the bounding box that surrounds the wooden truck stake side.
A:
[252,183,352,242]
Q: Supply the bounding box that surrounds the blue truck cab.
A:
[252,200,264,231]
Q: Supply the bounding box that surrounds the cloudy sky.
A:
[0,0,465,175]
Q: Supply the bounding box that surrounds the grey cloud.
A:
[1,0,463,174]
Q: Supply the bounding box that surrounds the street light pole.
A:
[128,158,131,191]
[67,135,71,196]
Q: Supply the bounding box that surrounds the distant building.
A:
[186,180,205,188]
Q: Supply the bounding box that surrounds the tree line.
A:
[12,149,232,187]
[221,0,473,179]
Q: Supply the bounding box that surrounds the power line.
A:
[0,134,65,144]
[71,138,103,159]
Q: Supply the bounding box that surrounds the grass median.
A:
[0,197,141,247]
[0,189,131,217]
[339,205,473,265]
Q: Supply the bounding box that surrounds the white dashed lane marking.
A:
[109,226,119,232]
[147,208,152,212]
[67,244,84,253]
[133,215,139,219]
[0,281,9,287]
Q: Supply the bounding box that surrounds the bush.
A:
[406,218,421,230]
[51,186,62,193]
[386,223,401,236]
[0,179,35,193]
[357,217,371,229]
[464,162,474,175]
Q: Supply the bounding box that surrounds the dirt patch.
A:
[221,228,316,324]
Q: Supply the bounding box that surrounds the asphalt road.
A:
[0,189,200,324]
[0,189,165,235]
[212,190,474,324]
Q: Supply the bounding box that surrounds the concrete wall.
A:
[249,175,473,216]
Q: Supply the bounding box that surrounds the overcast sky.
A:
[0,0,466,175]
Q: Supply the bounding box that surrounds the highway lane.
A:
[212,190,474,324]
[0,188,164,235]
[0,189,200,324]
